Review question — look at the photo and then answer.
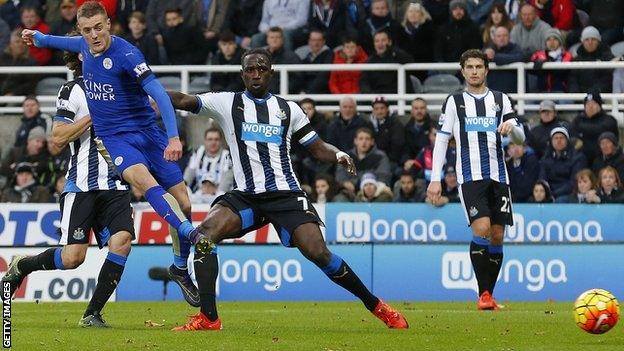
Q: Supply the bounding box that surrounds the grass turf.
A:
[7,301,624,351]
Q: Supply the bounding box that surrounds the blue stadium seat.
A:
[610,41,624,57]
[189,76,210,94]
[35,77,66,96]
[423,74,462,93]
[569,42,581,58]
[158,76,181,91]
[410,75,423,93]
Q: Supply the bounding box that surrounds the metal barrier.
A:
[1,61,624,123]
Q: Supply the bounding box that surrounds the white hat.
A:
[581,26,601,42]
[360,173,377,190]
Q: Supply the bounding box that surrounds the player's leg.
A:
[80,230,132,328]
[487,183,514,298]
[488,224,505,296]
[291,223,408,328]
[165,181,200,307]
[469,216,492,297]
[173,203,246,331]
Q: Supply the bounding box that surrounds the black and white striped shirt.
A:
[54,78,127,192]
[437,89,517,185]
[195,91,319,194]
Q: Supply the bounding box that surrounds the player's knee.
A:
[63,252,86,269]
[109,232,132,256]
[490,231,504,245]
[472,221,491,237]
[305,246,332,267]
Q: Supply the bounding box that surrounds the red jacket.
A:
[530,0,575,31]
[531,49,573,91]
[328,46,368,94]
[25,20,52,65]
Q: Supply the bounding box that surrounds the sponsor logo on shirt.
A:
[83,79,115,101]
[241,122,284,144]
[464,116,496,132]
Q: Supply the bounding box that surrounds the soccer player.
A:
[167,48,409,331]
[20,1,200,306]
[2,48,132,327]
[427,49,525,310]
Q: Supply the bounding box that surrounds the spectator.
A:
[368,96,404,169]
[539,126,587,201]
[506,142,540,202]
[196,0,231,54]
[359,0,402,54]
[228,0,263,49]
[0,0,24,29]
[396,2,435,81]
[530,99,569,158]
[528,0,575,32]
[14,96,51,147]
[336,127,392,196]
[393,171,426,202]
[1,127,51,184]
[530,29,573,93]
[360,30,413,93]
[116,0,149,33]
[49,175,66,203]
[403,98,433,170]
[50,0,77,36]
[466,0,496,26]
[596,166,624,203]
[405,126,438,181]
[527,179,554,203]
[355,172,393,202]
[291,98,330,185]
[576,0,624,46]
[295,30,333,94]
[441,166,460,203]
[510,3,552,60]
[307,0,354,49]
[592,132,624,183]
[161,8,207,65]
[20,6,53,65]
[481,3,514,47]
[423,0,450,28]
[183,127,233,192]
[485,26,524,93]
[434,0,481,62]
[0,29,39,96]
[190,174,224,204]
[146,0,197,39]
[251,0,309,51]
[571,90,619,165]
[568,26,615,93]
[328,35,368,94]
[0,18,9,53]
[210,31,244,92]
[122,11,160,65]
[568,168,601,203]
[263,27,301,94]
[0,162,50,203]
[326,97,373,152]
[310,174,353,203]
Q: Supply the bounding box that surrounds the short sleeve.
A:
[502,93,518,122]
[438,95,456,135]
[196,92,234,126]
[54,84,78,124]
[289,102,319,147]
[121,44,155,85]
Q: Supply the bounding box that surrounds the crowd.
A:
[1,0,624,95]
[0,0,622,204]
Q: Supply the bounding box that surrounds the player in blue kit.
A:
[21,1,200,306]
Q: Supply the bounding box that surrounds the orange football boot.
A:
[172,312,222,331]
[372,300,409,329]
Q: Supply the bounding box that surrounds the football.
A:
[573,288,620,334]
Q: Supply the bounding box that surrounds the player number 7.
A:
[297,196,308,211]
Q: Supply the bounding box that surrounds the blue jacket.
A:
[539,146,587,198]
[507,149,540,202]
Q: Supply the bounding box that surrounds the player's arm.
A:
[21,29,82,52]
[307,138,356,176]
[497,94,525,144]
[427,96,456,206]
[167,91,200,113]
[51,117,92,149]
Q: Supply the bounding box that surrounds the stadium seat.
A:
[410,75,423,93]
[569,42,581,58]
[35,77,66,96]
[423,74,462,93]
[576,9,590,28]
[158,76,182,91]
[188,76,210,94]
[610,41,624,57]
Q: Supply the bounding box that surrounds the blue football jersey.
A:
[77,36,157,136]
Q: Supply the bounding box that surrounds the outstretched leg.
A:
[292,223,408,329]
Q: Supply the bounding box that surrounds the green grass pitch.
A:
[8,301,624,351]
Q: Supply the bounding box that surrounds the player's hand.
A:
[21,29,37,46]
[164,137,182,161]
[497,120,515,136]
[337,152,356,176]
[426,181,442,206]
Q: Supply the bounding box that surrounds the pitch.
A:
[9,301,624,350]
